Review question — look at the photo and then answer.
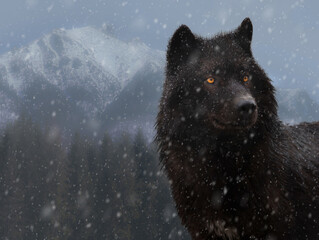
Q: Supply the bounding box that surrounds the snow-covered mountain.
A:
[0,26,165,136]
[1,26,164,90]
[0,26,164,109]
[277,88,319,124]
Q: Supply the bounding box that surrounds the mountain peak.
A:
[0,25,165,92]
[63,26,164,87]
[0,25,165,130]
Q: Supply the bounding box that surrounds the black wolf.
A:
[156,18,319,240]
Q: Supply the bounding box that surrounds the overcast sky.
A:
[1,0,319,98]
[1,0,318,52]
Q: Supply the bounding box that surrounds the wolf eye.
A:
[243,76,249,82]
[206,78,215,84]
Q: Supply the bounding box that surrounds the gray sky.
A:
[1,0,319,52]
[1,0,319,98]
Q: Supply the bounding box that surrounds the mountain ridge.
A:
[0,26,165,131]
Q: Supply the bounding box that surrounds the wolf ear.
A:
[234,18,253,54]
[167,25,198,75]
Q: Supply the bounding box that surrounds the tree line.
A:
[0,116,189,239]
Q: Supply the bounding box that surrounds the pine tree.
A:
[111,132,136,240]
[93,132,114,239]
[66,133,87,239]
[0,116,63,239]
[54,144,73,239]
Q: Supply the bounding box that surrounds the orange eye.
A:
[243,76,249,82]
[206,78,215,84]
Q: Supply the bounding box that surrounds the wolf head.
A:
[160,18,277,135]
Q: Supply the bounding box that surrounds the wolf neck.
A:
[164,115,282,187]
[176,113,281,170]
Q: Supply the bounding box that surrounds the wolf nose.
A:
[237,99,257,116]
